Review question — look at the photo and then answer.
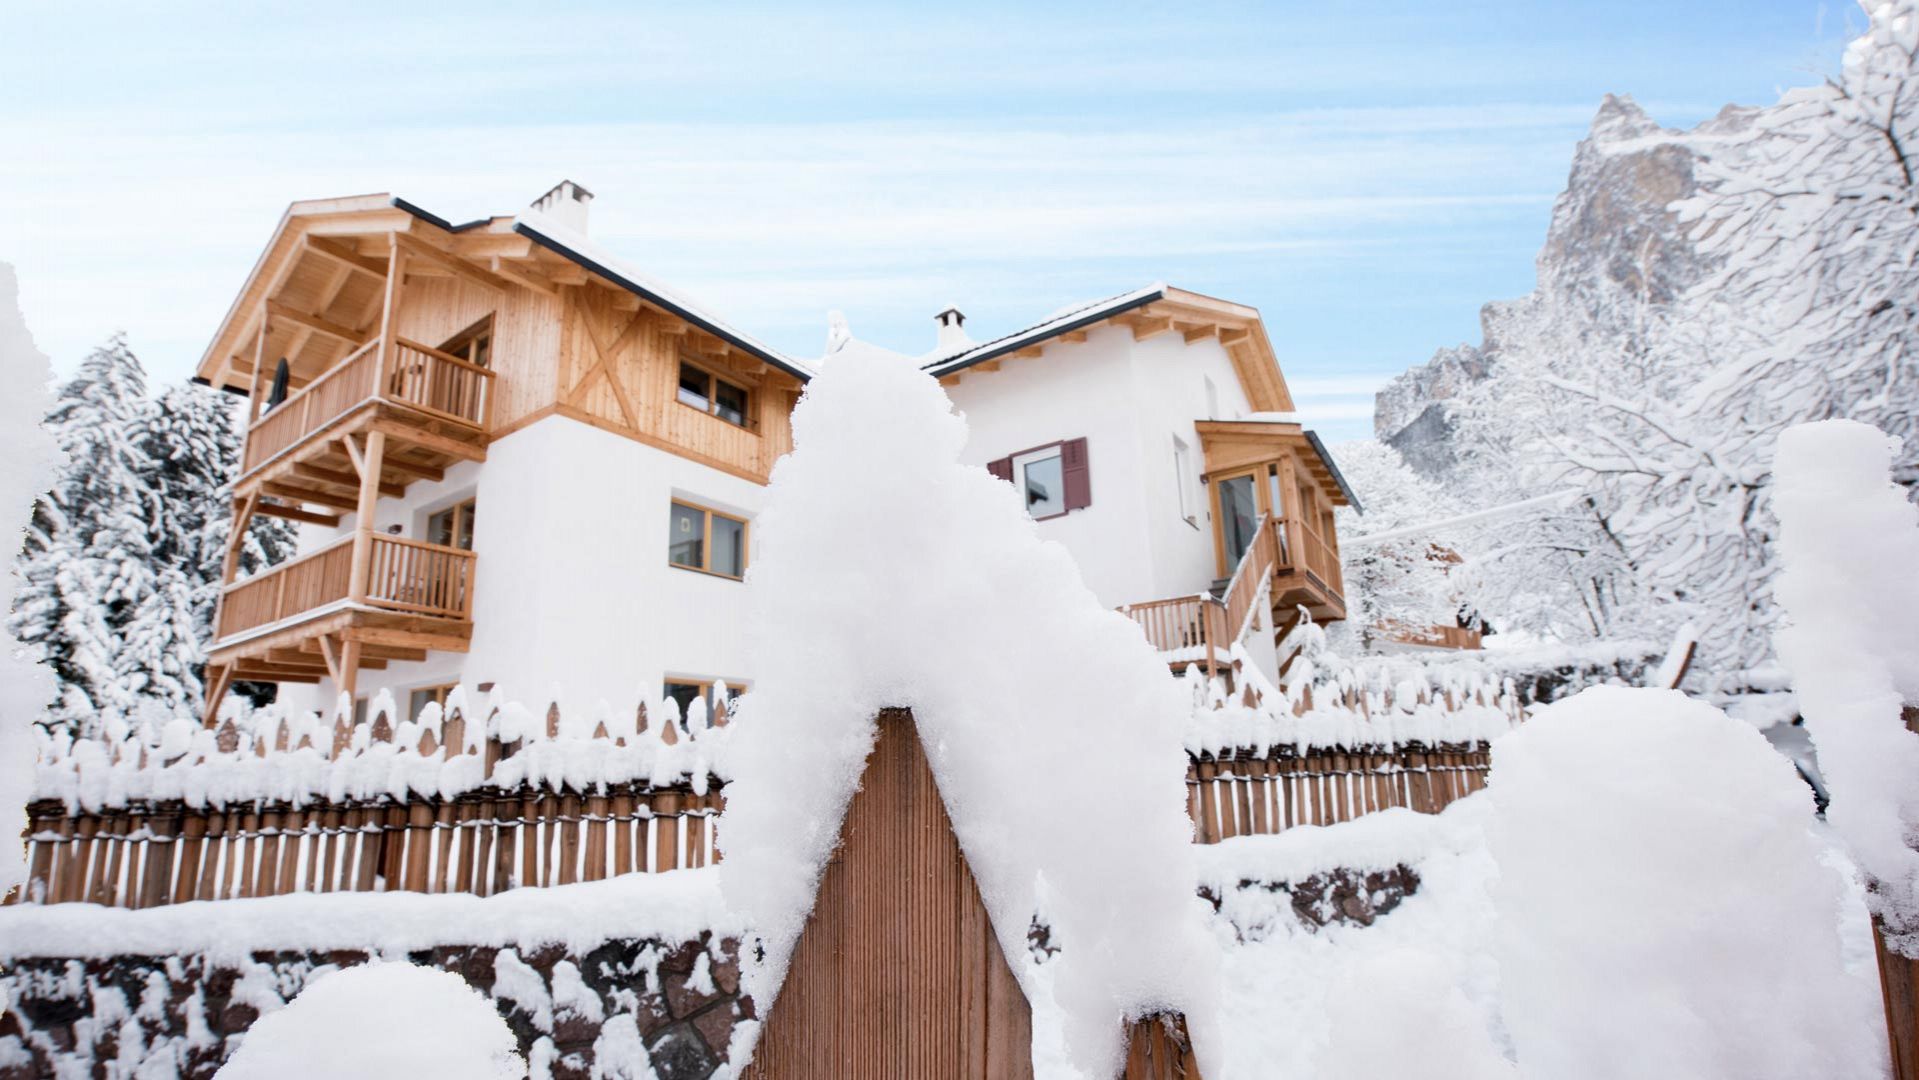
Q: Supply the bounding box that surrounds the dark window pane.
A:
[669,503,706,568]
[471,334,491,369]
[663,681,705,724]
[677,364,710,410]
[713,380,748,426]
[1219,474,1258,564]
[427,508,454,547]
[1022,452,1064,518]
[711,514,745,577]
[457,502,475,551]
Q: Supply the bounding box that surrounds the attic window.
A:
[677,360,751,428]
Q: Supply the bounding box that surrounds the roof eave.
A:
[929,288,1165,377]
[1305,429,1362,512]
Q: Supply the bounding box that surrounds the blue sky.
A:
[0,1,1854,440]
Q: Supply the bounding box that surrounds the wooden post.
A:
[346,429,387,606]
[653,792,681,872]
[584,795,609,881]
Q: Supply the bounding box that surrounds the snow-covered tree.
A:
[1426,0,1919,692]
[9,337,292,734]
[1332,440,1471,649]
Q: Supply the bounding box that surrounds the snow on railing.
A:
[31,684,739,815]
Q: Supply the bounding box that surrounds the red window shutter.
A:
[986,456,1013,482]
[1061,437,1091,510]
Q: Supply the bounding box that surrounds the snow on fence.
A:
[9,687,733,908]
[8,647,1528,909]
[1186,743,1489,844]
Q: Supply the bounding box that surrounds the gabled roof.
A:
[921,284,1166,375]
[196,192,815,394]
[392,198,816,383]
[923,284,1297,416]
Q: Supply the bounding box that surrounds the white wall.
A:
[271,414,762,720]
[942,324,1251,609]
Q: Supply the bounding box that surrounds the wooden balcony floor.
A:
[240,399,487,522]
[210,606,473,684]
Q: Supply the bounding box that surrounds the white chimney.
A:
[529,179,594,234]
[934,306,971,351]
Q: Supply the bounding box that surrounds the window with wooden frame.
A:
[426,497,477,551]
[438,316,493,369]
[986,437,1091,521]
[662,678,745,724]
[676,358,752,429]
[409,682,459,722]
[668,499,748,578]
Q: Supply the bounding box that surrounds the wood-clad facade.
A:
[194,187,806,725]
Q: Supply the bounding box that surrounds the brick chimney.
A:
[529,179,594,234]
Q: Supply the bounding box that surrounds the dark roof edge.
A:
[390,197,492,233]
[191,375,252,397]
[933,288,1164,377]
[511,222,812,384]
[1305,429,1361,513]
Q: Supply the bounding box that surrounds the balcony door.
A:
[1215,469,1261,574]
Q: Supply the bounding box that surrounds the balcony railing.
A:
[215,534,475,643]
[1119,515,1344,672]
[240,335,496,476]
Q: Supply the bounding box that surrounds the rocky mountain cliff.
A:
[1376,94,1754,478]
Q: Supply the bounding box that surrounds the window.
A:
[663,678,744,723]
[409,683,458,721]
[668,500,747,578]
[676,360,752,429]
[1217,471,1260,566]
[439,317,493,368]
[427,498,477,551]
[1173,436,1198,525]
[1015,446,1065,519]
[1267,464,1286,519]
[989,437,1091,521]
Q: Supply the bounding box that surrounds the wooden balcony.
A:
[240,334,494,522]
[1386,624,1484,651]
[1121,514,1344,674]
[208,533,476,684]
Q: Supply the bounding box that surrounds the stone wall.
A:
[0,934,755,1080]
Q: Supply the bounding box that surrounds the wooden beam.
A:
[231,664,324,684]
[488,255,559,297]
[1057,330,1088,345]
[340,434,366,478]
[1219,327,1251,346]
[1013,345,1044,360]
[392,232,511,294]
[973,360,1001,373]
[267,299,368,347]
[303,235,387,278]
[255,501,341,527]
[316,635,344,686]
[261,481,358,512]
[1179,322,1219,343]
[343,625,473,654]
[338,639,363,703]
[368,419,486,463]
[292,462,404,499]
[202,664,235,729]
[347,430,387,603]
[1128,315,1175,342]
[378,456,445,483]
[222,492,259,583]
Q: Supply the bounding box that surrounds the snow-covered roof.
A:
[391,198,818,384]
[920,283,1167,375]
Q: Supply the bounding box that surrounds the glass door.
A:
[1216,470,1260,569]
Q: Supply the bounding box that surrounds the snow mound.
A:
[1772,419,1919,955]
[1489,685,1884,1079]
[0,263,61,892]
[1316,949,1514,1080]
[718,340,1216,1075]
[214,963,523,1079]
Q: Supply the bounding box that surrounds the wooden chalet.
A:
[193,182,809,723]
[928,286,1356,673]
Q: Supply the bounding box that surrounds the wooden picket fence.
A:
[12,782,723,909]
[1186,742,1490,843]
